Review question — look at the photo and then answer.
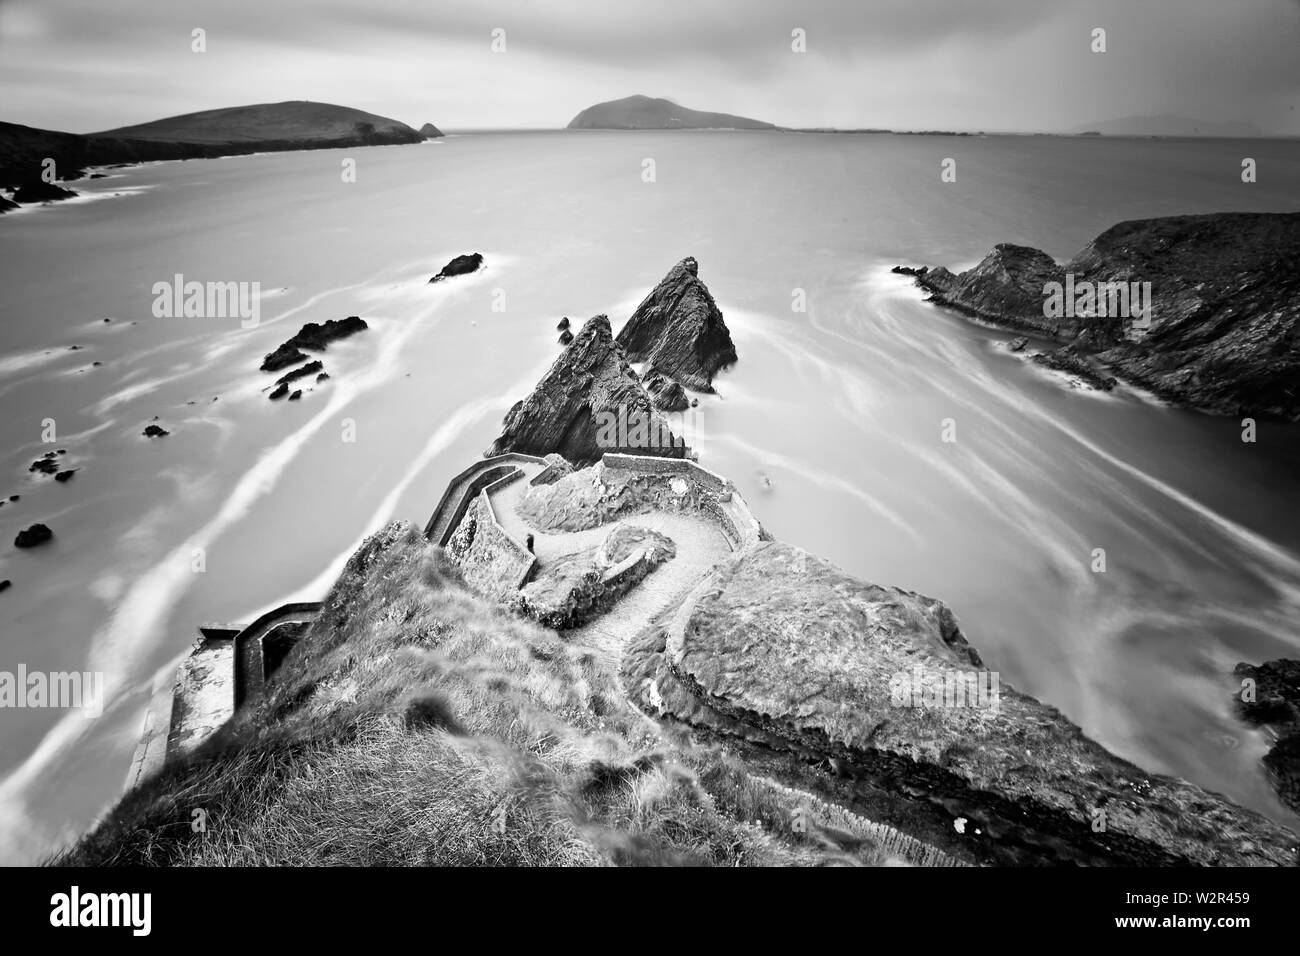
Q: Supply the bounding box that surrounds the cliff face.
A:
[913,212,1300,419]
[625,542,1298,866]
[485,315,684,465]
[616,257,738,392]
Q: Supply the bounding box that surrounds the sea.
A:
[1,129,1298,863]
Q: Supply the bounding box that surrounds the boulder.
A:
[429,253,483,283]
[14,523,53,548]
[142,424,170,438]
[1007,336,1028,352]
[616,257,737,391]
[623,542,1298,866]
[1233,659,1300,814]
[54,470,76,483]
[642,369,691,412]
[485,314,685,465]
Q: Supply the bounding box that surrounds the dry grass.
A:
[53,523,888,867]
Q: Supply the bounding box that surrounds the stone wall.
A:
[446,492,537,600]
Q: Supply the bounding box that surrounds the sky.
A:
[0,0,1298,134]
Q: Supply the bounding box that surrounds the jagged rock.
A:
[616,257,737,392]
[268,382,289,400]
[260,317,367,371]
[316,372,330,383]
[485,314,685,465]
[275,360,324,386]
[891,265,928,277]
[0,196,16,214]
[915,213,1300,419]
[260,344,308,373]
[557,317,570,331]
[558,329,574,346]
[1007,336,1028,352]
[142,424,169,438]
[429,253,483,283]
[288,389,302,401]
[29,454,59,475]
[642,369,690,412]
[54,470,76,483]
[1234,659,1300,814]
[623,542,1298,866]
[511,525,676,629]
[12,180,76,203]
[14,523,53,548]
[419,123,444,138]
[1030,345,1117,391]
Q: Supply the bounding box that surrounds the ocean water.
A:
[1,130,1299,863]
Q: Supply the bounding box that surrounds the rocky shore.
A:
[900,212,1300,419]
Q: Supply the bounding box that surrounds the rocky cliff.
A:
[485,315,684,464]
[908,213,1300,419]
[624,542,1298,866]
[616,257,737,392]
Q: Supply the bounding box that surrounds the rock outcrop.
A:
[1234,659,1300,814]
[429,253,483,283]
[511,525,676,630]
[623,542,1298,866]
[419,123,444,139]
[11,180,77,204]
[259,316,367,375]
[14,523,53,548]
[616,257,737,392]
[908,213,1300,419]
[642,370,691,412]
[142,424,169,438]
[485,315,685,465]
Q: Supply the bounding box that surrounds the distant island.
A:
[1067,114,1264,138]
[566,94,775,130]
[0,101,433,201]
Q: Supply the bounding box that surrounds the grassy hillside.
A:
[94,100,420,144]
[55,524,893,866]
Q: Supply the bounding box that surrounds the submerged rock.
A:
[623,542,1297,866]
[429,253,484,283]
[914,213,1300,419]
[14,523,53,548]
[275,360,324,386]
[1030,345,1117,391]
[616,257,737,392]
[485,314,685,465]
[260,317,367,371]
[1233,659,1300,814]
[12,180,77,203]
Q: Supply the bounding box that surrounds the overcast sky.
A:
[1,0,1297,134]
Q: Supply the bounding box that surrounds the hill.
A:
[0,101,425,192]
[566,95,774,130]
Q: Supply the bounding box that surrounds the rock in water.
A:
[142,424,170,438]
[557,317,570,331]
[616,257,737,392]
[485,314,685,465]
[15,523,53,548]
[1233,659,1300,814]
[642,369,690,412]
[558,329,574,346]
[419,123,444,139]
[429,253,483,283]
[260,317,367,371]
[915,213,1300,420]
